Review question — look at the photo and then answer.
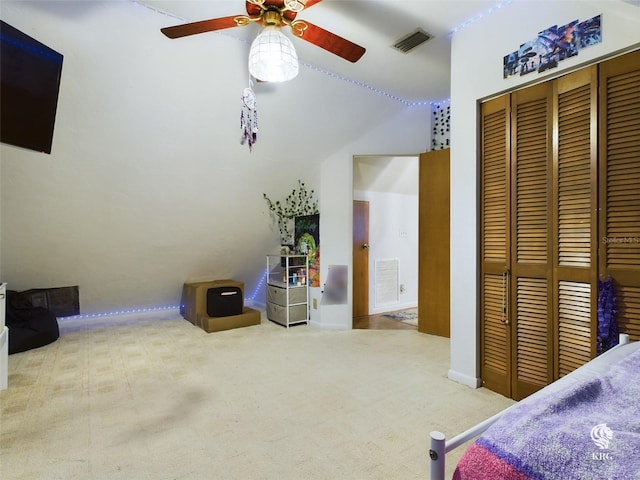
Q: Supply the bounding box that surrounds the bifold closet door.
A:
[480,95,511,397]
[509,82,554,401]
[481,50,638,400]
[599,50,640,342]
[552,66,598,378]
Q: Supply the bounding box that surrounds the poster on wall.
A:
[518,39,540,76]
[577,15,602,48]
[556,20,579,61]
[537,25,560,73]
[295,214,320,287]
[503,14,601,79]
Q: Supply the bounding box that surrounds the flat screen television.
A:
[1,20,63,154]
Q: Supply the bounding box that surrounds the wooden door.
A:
[481,68,599,400]
[553,66,598,377]
[599,50,640,342]
[510,82,554,401]
[353,200,369,318]
[480,52,636,400]
[480,95,512,397]
[418,149,450,337]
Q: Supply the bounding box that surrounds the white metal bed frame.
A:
[428,333,632,480]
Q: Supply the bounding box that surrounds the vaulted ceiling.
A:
[141,0,514,104]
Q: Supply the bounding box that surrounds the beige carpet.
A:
[0,311,514,479]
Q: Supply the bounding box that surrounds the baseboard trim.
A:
[249,299,266,309]
[308,319,349,330]
[447,369,482,388]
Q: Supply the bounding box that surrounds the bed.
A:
[429,334,640,480]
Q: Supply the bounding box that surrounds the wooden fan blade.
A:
[283,0,323,11]
[245,1,263,17]
[302,0,323,9]
[161,15,247,39]
[291,21,365,63]
[280,0,322,22]
[246,1,321,24]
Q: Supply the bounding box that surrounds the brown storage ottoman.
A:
[181,279,244,324]
[197,307,261,333]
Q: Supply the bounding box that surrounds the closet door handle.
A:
[501,268,509,325]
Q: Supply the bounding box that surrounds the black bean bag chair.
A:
[6,290,59,354]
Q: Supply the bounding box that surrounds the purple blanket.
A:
[454,347,640,480]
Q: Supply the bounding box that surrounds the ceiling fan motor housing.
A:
[262,9,283,27]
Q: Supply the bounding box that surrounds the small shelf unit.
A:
[266,254,309,328]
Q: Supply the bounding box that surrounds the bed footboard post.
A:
[429,431,446,480]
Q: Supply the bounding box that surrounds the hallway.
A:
[353,308,417,330]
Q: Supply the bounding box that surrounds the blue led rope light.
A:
[247,267,268,303]
[449,0,513,36]
[58,268,269,319]
[65,0,491,320]
[133,0,508,107]
[54,2,482,321]
[58,305,179,321]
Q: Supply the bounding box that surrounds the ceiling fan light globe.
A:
[248,26,299,82]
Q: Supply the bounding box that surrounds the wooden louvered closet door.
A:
[480,95,511,397]
[510,83,554,400]
[481,66,600,401]
[599,50,640,342]
[553,67,598,379]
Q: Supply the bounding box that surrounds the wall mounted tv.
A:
[1,20,63,154]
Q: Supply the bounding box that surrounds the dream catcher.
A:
[240,83,258,150]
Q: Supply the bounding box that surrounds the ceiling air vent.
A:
[392,28,432,53]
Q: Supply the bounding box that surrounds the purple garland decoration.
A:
[597,275,618,355]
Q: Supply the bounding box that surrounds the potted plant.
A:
[264,180,319,248]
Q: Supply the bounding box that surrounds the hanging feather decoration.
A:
[240,84,258,151]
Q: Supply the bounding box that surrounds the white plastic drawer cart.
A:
[266,254,309,327]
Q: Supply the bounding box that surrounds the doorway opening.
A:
[352,155,419,330]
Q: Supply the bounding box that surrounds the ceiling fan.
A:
[160,0,366,64]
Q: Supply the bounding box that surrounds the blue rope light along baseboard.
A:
[57,269,270,321]
[247,268,268,303]
[58,305,179,321]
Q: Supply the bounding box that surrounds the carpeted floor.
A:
[0,311,514,479]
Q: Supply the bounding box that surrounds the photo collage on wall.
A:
[504,14,601,79]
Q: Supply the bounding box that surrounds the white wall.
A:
[353,189,418,314]
[317,106,430,329]
[0,0,426,313]
[449,0,640,387]
[0,1,428,316]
